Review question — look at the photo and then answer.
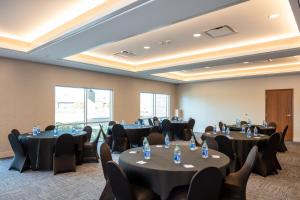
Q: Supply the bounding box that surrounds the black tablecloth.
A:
[19,130,87,170]
[119,145,229,200]
[227,125,275,136]
[170,121,188,140]
[202,131,269,166]
[108,125,152,146]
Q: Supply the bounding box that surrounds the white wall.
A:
[178,74,300,142]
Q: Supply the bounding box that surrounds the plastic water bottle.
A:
[32,126,37,136]
[201,140,209,159]
[173,145,181,164]
[143,137,149,152]
[36,124,41,135]
[189,137,196,151]
[213,125,217,133]
[263,120,267,127]
[164,134,170,149]
[53,127,58,136]
[254,127,258,136]
[247,128,252,138]
[222,125,226,133]
[236,119,240,127]
[144,144,151,160]
[248,119,252,126]
[226,127,231,135]
[241,126,246,134]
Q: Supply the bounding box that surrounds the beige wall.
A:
[178,74,300,142]
[0,57,177,158]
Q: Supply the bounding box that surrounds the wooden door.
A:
[265,89,293,141]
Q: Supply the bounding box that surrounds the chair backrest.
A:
[111,124,127,140]
[240,121,248,126]
[147,132,164,145]
[150,126,161,133]
[187,118,195,130]
[54,134,75,157]
[233,146,258,192]
[106,161,134,200]
[83,126,93,141]
[91,129,101,145]
[171,116,178,121]
[108,121,117,126]
[219,121,225,130]
[153,116,159,122]
[281,125,288,141]
[268,121,277,128]
[262,132,280,159]
[205,126,213,132]
[161,119,171,136]
[100,143,112,180]
[148,118,154,126]
[45,125,55,131]
[187,167,224,200]
[8,129,25,156]
[215,135,235,160]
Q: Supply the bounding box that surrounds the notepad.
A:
[183,164,195,168]
[156,145,163,148]
[129,151,137,154]
[212,155,220,159]
[136,160,147,165]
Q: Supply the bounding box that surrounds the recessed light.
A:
[143,46,151,50]
[193,33,202,38]
[243,61,249,64]
[204,66,211,69]
[268,59,273,62]
[269,14,280,19]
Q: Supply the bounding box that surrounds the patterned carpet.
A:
[0,142,299,200]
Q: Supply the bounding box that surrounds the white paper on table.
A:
[156,145,163,148]
[206,132,211,135]
[129,151,137,154]
[183,164,195,168]
[226,136,233,139]
[254,136,261,139]
[212,155,220,159]
[136,160,147,165]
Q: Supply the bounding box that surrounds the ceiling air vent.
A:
[205,25,236,38]
[113,50,136,58]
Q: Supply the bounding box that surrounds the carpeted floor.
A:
[0,142,299,200]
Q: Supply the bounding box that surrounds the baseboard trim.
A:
[0,150,13,159]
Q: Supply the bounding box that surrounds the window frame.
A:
[139,92,170,119]
[55,85,114,125]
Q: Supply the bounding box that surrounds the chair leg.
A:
[274,156,282,170]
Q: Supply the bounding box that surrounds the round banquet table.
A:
[227,125,275,136]
[19,130,87,171]
[202,131,269,167]
[108,124,152,147]
[119,145,230,200]
[170,121,188,140]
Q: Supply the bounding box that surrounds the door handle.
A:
[286,114,292,117]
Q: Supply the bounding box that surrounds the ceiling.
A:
[1,0,300,83]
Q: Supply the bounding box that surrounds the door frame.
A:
[265,89,293,140]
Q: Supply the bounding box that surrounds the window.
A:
[55,86,112,125]
[140,93,170,118]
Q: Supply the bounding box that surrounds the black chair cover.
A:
[112,124,128,153]
[45,125,55,131]
[147,133,164,145]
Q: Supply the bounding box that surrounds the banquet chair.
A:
[268,122,277,132]
[182,118,195,141]
[106,161,157,200]
[278,125,288,152]
[150,126,161,133]
[83,125,93,142]
[53,134,76,175]
[215,135,240,173]
[219,121,226,131]
[45,125,55,131]
[161,119,171,137]
[8,129,30,173]
[205,126,213,132]
[169,167,224,200]
[240,121,248,126]
[83,128,101,162]
[148,118,154,126]
[253,133,281,177]
[99,143,114,200]
[105,121,116,149]
[147,132,165,145]
[112,124,129,153]
[221,146,258,200]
